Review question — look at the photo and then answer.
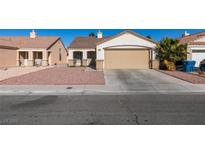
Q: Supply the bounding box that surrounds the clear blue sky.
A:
[0,29,205,46]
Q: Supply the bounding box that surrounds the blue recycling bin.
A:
[183,60,196,72]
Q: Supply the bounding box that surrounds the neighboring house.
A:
[179,31,205,67]
[0,30,68,68]
[68,30,158,70]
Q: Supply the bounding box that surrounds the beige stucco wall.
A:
[152,60,159,69]
[104,49,149,69]
[96,60,104,70]
[49,40,68,65]
[82,59,88,66]
[187,46,192,60]
[0,48,17,68]
[68,59,75,66]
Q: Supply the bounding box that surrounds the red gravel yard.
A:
[159,70,205,84]
[0,67,105,85]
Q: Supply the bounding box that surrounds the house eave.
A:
[68,47,96,50]
[0,45,18,50]
[17,48,48,51]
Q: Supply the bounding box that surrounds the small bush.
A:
[164,60,176,71]
[159,61,167,70]
[159,60,176,71]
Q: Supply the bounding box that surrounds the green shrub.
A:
[156,37,187,70]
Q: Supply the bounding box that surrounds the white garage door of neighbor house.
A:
[192,50,205,67]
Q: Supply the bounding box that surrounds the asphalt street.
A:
[0,94,205,125]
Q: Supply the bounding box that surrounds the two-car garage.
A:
[104,49,150,69]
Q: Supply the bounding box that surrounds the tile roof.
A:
[68,36,111,49]
[0,36,60,49]
[179,32,205,45]
[0,39,18,49]
[68,30,156,49]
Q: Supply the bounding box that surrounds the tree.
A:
[88,32,96,37]
[156,37,187,70]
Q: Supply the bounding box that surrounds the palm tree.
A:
[88,32,96,37]
[156,37,187,70]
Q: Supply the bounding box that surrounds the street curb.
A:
[1,89,205,95]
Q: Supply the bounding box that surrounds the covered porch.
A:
[68,49,96,67]
[17,50,51,67]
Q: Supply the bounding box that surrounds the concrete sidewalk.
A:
[0,83,205,95]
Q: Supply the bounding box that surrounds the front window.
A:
[59,48,62,61]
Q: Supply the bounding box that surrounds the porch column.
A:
[96,48,104,70]
[149,49,153,69]
[68,50,74,66]
[16,51,20,66]
[68,50,73,59]
[28,51,34,66]
[82,50,88,66]
[151,49,159,69]
[42,50,48,66]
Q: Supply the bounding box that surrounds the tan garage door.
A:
[104,49,149,69]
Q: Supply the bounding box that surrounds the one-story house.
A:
[179,31,205,67]
[0,30,68,68]
[68,30,159,70]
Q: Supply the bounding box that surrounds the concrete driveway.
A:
[103,69,204,93]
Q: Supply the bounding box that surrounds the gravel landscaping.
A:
[158,70,205,84]
[0,66,105,85]
[0,66,52,81]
